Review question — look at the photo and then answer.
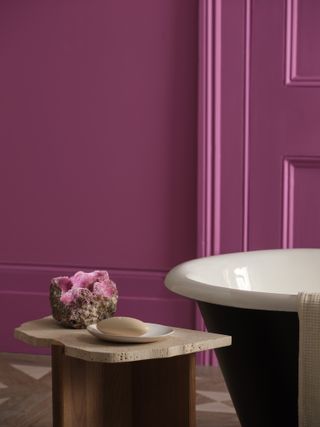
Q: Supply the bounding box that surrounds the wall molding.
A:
[198,0,252,255]
[282,157,295,248]
[0,264,176,298]
[197,0,251,365]
[0,262,166,275]
[198,0,251,255]
[213,0,222,256]
[285,0,320,86]
[243,0,252,251]
[197,0,214,260]
[282,156,320,247]
[197,0,214,365]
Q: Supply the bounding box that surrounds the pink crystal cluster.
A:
[50,270,118,328]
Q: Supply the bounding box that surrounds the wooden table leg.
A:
[51,345,133,427]
[132,353,196,427]
[52,346,196,427]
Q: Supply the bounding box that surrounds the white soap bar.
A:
[97,317,149,337]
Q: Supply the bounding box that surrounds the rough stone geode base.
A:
[50,282,117,329]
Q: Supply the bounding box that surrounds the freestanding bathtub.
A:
[165,249,320,427]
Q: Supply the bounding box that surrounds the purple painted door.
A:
[250,0,320,250]
[0,0,198,353]
[200,0,320,256]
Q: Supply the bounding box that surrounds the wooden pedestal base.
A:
[52,345,196,427]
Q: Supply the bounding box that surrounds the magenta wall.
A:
[0,0,198,352]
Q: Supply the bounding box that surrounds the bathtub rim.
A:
[164,248,320,312]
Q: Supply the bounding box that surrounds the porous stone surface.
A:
[15,316,232,364]
[49,271,118,328]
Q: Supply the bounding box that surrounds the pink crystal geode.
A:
[50,270,118,328]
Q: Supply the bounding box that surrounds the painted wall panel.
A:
[0,0,197,271]
[217,0,246,254]
[290,0,320,81]
[0,293,51,355]
[250,0,320,249]
[0,0,198,352]
[283,158,320,248]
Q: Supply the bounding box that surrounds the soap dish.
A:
[87,323,174,343]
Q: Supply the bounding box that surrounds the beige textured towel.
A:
[298,292,320,427]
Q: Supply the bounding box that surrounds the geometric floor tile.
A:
[196,390,236,414]
[197,390,233,403]
[197,399,237,413]
[11,364,51,380]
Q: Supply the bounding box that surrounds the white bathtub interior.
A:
[165,249,320,312]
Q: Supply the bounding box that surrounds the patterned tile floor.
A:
[0,352,240,427]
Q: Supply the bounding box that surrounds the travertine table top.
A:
[15,316,231,364]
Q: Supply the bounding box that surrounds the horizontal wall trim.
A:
[0,265,182,299]
[117,295,187,302]
[0,290,48,297]
[0,262,167,276]
[0,289,187,302]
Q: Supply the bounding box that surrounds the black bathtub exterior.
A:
[198,301,299,427]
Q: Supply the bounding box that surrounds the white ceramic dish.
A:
[87,322,174,343]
